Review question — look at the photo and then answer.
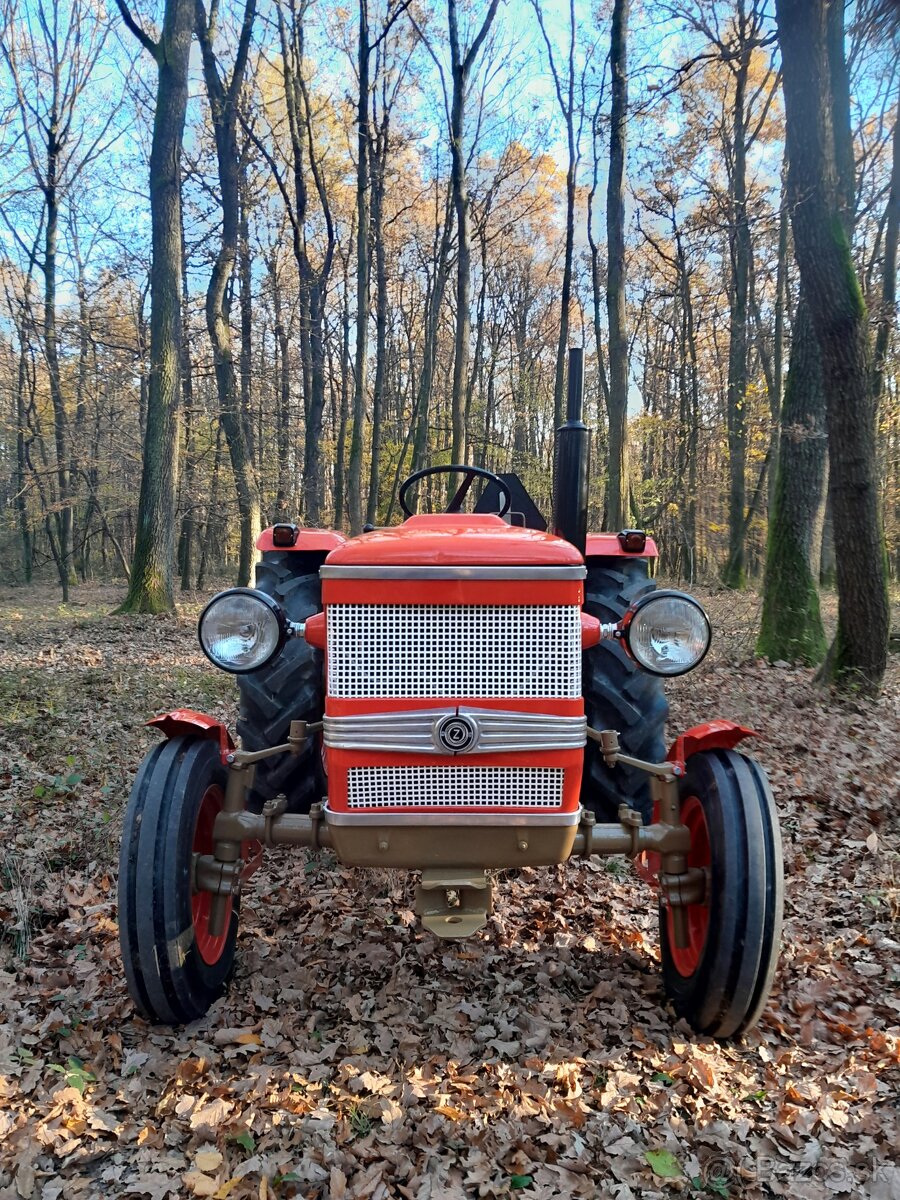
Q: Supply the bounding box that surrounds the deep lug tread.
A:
[660,749,783,1039]
[581,558,669,820]
[236,551,325,811]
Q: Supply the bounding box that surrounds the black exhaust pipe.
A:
[552,346,590,554]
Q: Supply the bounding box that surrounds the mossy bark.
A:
[775,0,891,694]
[758,294,828,664]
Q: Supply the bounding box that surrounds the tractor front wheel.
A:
[118,737,239,1024]
[660,749,783,1039]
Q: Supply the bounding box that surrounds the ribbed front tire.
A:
[119,737,239,1024]
[660,749,783,1039]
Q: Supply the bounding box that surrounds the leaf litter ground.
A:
[0,583,898,1200]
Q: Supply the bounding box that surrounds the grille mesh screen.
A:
[346,766,564,809]
[327,604,581,698]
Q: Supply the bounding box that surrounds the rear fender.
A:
[146,710,235,765]
[666,720,757,773]
[256,527,346,554]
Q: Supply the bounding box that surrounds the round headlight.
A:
[198,588,287,673]
[623,590,711,677]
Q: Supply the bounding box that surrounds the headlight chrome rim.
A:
[622,590,711,677]
[198,587,288,674]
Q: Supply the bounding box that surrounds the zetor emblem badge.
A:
[434,713,480,754]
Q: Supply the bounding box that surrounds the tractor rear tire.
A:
[659,749,783,1039]
[581,558,669,822]
[119,736,239,1024]
[236,552,325,812]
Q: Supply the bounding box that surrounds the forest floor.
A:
[0,581,898,1200]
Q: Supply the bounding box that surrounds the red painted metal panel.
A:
[321,578,584,606]
[146,709,235,763]
[585,532,658,559]
[256,527,346,554]
[666,720,757,770]
[324,514,583,567]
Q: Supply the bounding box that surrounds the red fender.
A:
[666,720,758,774]
[585,532,658,559]
[633,721,758,887]
[256,527,346,554]
[146,709,235,764]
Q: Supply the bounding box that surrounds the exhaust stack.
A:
[552,346,591,554]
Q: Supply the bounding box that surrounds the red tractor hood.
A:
[323,514,583,568]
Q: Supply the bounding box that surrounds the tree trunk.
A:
[757,293,828,663]
[335,251,352,530]
[768,180,789,518]
[367,127,388,524]
[115,0,193,613]
[43,149,75,598]
[348,0,370,534]
[271,264,293,520]
[871,90,900,408]
[15,328,33,583]
[178,218,196,591]
[277,4,336,527]
[303,285,329,524]
[775,0,890,693]
[722,44,751,589]
[605,0,630,530]
[197,421,224,590]
[239,172,254,466]
[196,0,260,588]
[448,0,500,467]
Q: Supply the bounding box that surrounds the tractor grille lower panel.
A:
[327,604,582,698]
[346,766,565,809]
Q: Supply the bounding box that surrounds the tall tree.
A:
[347,0,372,534]
[277,0,336,527]
[447,0,500,467]
[115,0,193,612]
[2,0,114,598]
[533,0,581,429]
[195,0,260,586]
[348,0,411,532]
[605,0,630,530]
[775,0,890,692]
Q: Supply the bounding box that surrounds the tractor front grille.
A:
[346,766,564,809]
[326,604,582,699]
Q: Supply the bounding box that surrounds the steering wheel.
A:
[398,464,511,518]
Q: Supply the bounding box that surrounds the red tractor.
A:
[119,349,782,1039]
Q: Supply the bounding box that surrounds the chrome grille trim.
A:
[325,803,582,827]
[345,765,565,809]
[327,604,582,698]
[321,565,586,580]
[323,707,586,754]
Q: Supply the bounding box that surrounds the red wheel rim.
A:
[667,795,711,977]
[191,784,232,965]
